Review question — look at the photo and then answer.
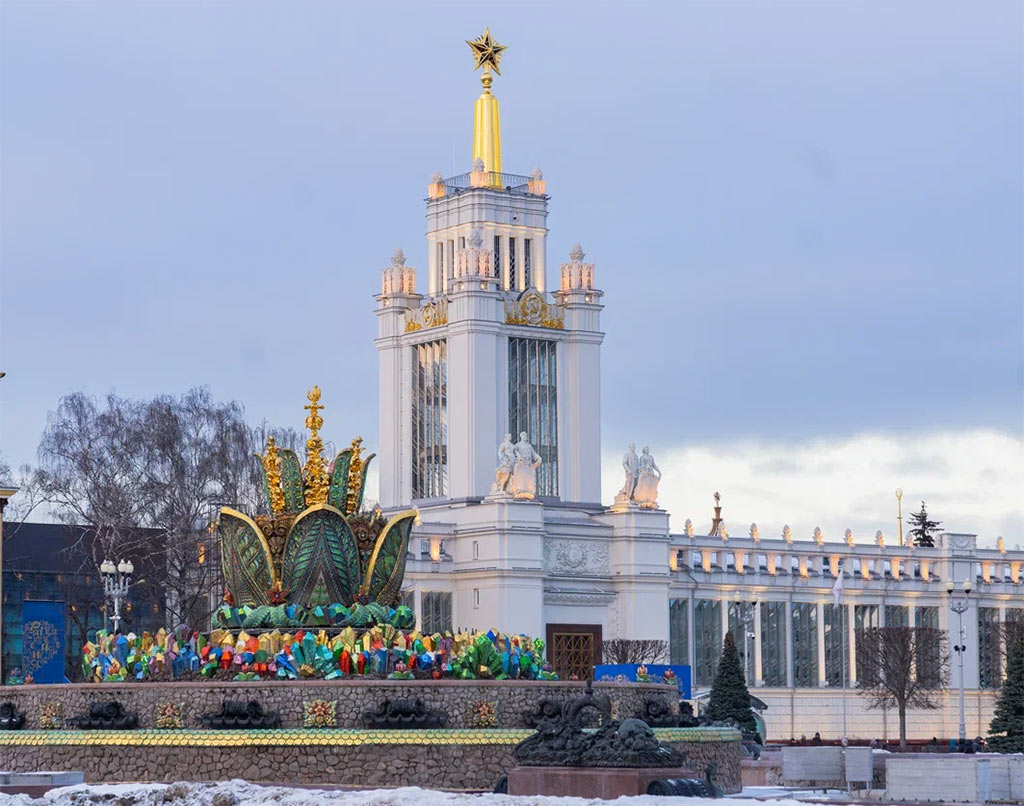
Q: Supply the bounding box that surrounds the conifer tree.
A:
[988,625,1024,753]
[907,501,941,548]
[704,632,756,734]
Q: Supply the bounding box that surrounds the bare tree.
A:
[601,638,669,665]
[31,388,297,632]
[856,626,948,749]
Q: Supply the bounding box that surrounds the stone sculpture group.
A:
[615,444,662,509]
[492,432,542,499]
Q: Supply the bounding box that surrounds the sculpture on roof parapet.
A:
[782,524,792,544]
[845,528,854,547]
[684,519,694,538]
[749,523,759,541]
[813,526,823,545]
[875,530,885,547]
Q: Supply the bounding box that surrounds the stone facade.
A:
[0,679,675,730]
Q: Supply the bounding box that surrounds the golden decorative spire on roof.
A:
[261,435,286,514]
[302,386,329,506]
[467,28,504,179]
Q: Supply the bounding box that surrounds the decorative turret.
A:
[560,243,597,292]
[380,248,416,297]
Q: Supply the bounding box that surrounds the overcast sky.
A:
[1,2,1021,544]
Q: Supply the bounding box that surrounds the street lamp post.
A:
[100,559,134,633]
[946,578,972,746]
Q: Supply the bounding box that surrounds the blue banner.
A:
[21,600,68,684]
[594,663,692,699]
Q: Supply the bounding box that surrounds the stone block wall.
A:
[0,679,674,729]
[0,730,742,793]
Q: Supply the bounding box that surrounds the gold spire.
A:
[467,28,504,179]
[345,436,364,515]
[302,386,329,506]
[261,435,286,514]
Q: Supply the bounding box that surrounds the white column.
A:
[817,602,827,686]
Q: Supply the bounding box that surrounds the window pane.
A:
[508,338,558,496]
[669,599,689,665]
[411,340,448,499]
[760,601,787,686]
[694,599,721,686]
[792,603,818,687]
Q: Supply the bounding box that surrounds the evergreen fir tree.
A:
[907,501,941,548]
[704,632,757,735]
[988,625,1024,753]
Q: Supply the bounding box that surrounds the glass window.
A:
[760,601,787,686]
[524,239,532,288]
[669,599,689,665]
[728,600,755,682]
[915,607,942,687]
[437,242,444,288]
[421,591,452,635]
[824,604,847,687]
[509,238,517,287]
[855,604,880,685]
[493,235,502,281]
[885,605,908,627]
[792,603,818,687]
[411,340,448,499]
[694,599,721,686]
[979,607,1001,689]
[916,606,939,630]
[508,338,558,496]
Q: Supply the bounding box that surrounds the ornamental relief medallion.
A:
[543,539,611,576]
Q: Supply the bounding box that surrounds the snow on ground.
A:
[0,781,815,806]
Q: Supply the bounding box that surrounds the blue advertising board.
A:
[20,600,68,683]
[593,664,692,699]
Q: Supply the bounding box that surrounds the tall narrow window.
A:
[411,340,448,499]
[459,236,465,249]
[508,338,558,496]
[855,604,880,685]
[824,605,847,686]
[979,607,1001,688]
[669,599,689,665]
[509,237,517,288]
[448,240,455,279]
[915,606,941,686]
[437,242,444,289]
[493,235,502,281]
[792,602,818,687]
[728,600,754,681]
[760,601,787,686]
[694,599,721,686]
[524,238,532,288]
[421,591,452,634]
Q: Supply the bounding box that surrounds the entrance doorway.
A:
[546,623,602,680]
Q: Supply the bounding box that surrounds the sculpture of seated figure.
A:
[633,446,661,509]
[507,432,541,500]
[490,433,515,495]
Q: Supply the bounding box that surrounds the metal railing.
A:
[442,171,532,194]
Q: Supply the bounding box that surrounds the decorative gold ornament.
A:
[466,27,506,75]
[346,436,364,515]
[261,436,286,515]
[504,291,564,330]
[404,299,448,332]
[302,386,329,506]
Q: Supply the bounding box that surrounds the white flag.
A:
[832,561,844,608]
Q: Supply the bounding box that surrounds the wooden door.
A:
[546,623,603,680]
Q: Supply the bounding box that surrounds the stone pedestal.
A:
[507,765,695,799]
